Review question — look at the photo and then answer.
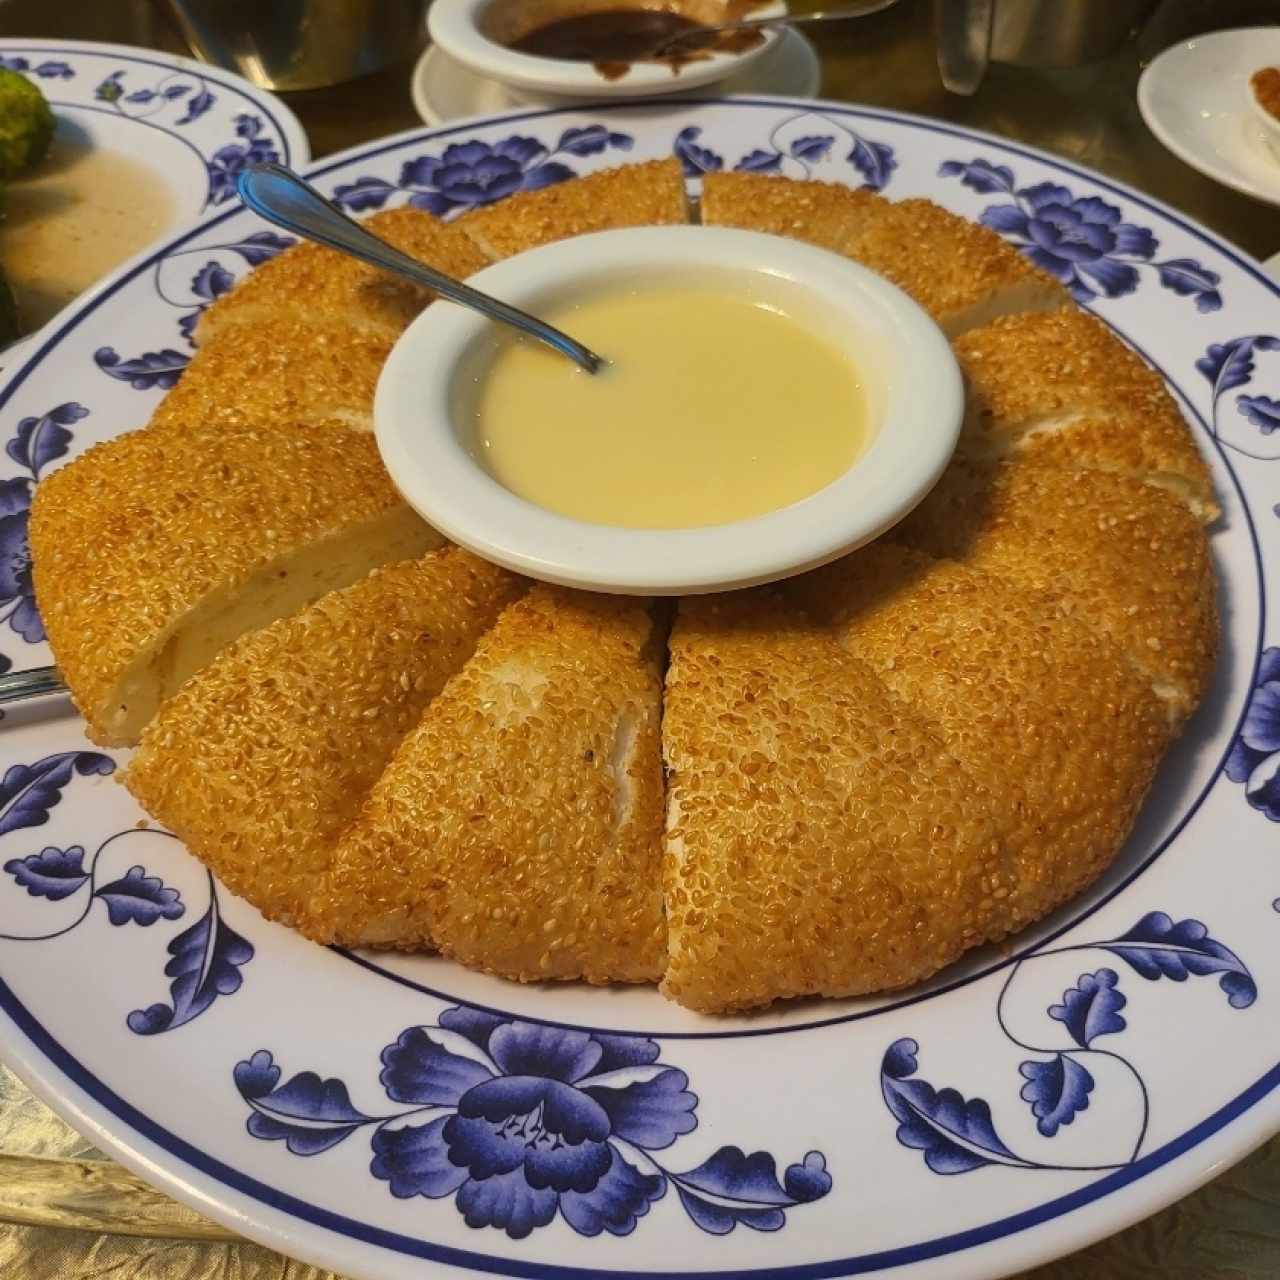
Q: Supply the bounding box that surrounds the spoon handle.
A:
[0,665,66,706]
[236,164,603,374]
[661,0,901,50]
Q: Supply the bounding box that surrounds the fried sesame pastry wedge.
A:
[30,419,442,747]
[456,158,689,260]
[699,170,880,253]
[700,173,1068,336]
[895,457,1217,722]
[661,591,1010,1013]
[789,542,1169,931]
[195,207,494,346]
[313,586,666,984]
[149,315,391,434]
[955,308,1217,519]
[125,549,524,930]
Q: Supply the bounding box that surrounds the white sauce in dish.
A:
[2,129,175,330]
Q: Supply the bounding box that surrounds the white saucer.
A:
[1138,26,1280,207]
[411,28,821,125]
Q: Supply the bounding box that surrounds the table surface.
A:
[2,0,1280,1276]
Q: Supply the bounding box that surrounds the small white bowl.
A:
[426,0,786,99]
[375,226,963,595]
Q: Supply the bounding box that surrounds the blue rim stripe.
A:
[1,98,1277,1276]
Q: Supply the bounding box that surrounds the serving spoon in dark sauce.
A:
[507,0,901,76]
[650,0,902,57]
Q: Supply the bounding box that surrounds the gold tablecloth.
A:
[1,0,1279,1274]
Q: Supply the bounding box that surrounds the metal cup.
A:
[935,0,1158,95]
[164,0,427,91]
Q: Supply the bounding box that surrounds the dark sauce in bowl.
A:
[508,9,714,63]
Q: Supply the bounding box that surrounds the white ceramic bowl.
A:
[375,225,963,594]
[426,0,786,98]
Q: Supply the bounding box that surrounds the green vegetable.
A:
[0,68,54,180]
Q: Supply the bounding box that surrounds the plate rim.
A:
[1,93,1278,1280]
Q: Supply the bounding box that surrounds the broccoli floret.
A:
[0,68,53,180]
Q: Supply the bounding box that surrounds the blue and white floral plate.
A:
[1,97,1279,1280]
[0,39,309,341]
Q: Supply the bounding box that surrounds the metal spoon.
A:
[651,0,902,57]
[236,163,605,374]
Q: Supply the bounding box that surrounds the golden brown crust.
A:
[31,419,423,745]
[661,590,1008,1013]
[955,309,1217,518]
[150,315,391,434]
[195,208,493,345]
[125,550,525,929]
[315,586,667,984]
[789,543,1170,930]
[700,170,879,253]
[701,173,1067,334]
[456,158,689,259]
[895,457,1218,720]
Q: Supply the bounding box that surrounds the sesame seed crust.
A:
[196,207,494,346]
[456,158,689,259]
[29,162,1221,1013]
[896,457,1217,721]
[124,549,525,930]
[701,172,1068,335]
[314,586,667,985]
[30,418,434,745]
[955,308,1217,518]
[662,591,1008,1013]
[789,542,1170,933]
[149,315,392,435]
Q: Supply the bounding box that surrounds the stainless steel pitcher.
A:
[934,0,1158,94]
[164,0,426,91]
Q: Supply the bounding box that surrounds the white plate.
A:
[2,98,1280,1280]
[0,38,309,346]
[411,33,820,124]
[1138,26,1280,206]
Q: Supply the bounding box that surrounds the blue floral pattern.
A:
[940,158,1222,311]
[0,55,73,79]
[94,69,214,126]
[674,112,896,190]
[206,115,279,207]
[0,402,90,662]
[0,751,253,1033]
[95,230,295,387]
[333,126,634,218]
[1228,647,1280,819]
[882,912,1256,1176]
[1196,334,1280,464]
[236,1008,830,1241]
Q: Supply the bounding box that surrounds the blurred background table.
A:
[1,0,1279,1275]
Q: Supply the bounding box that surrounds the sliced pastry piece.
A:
[456,158,689,260]
[30,419,441,746]
[700,173,1067,335]
[895,457,1217,721]
[314,586,666,984]
[125,549,524,930]
[955,308,1217,519]
[790,542,1170,930]
[149,315,391,434]
[195,207,493,346]
[662,591,1009,1013]
[700,170,879,254]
